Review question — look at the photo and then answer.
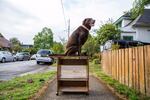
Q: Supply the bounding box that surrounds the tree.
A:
[58,36,67,51]
[9,37,22,52]
[22,47,37,55]
[9,37,21,45]
[96,23,121,45]
[82,34,99,57]
[33,27,53,50]
[51,42,64,54]
[131,0,150,19]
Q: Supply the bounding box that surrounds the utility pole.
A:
[68,19,70,40]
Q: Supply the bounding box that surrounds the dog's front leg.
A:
[78,37,81,56]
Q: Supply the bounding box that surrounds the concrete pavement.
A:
[38,76,118,100]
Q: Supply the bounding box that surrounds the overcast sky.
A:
[0,0,134,44]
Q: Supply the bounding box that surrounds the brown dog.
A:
[65,18,95,56]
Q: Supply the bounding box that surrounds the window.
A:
[123,36,133,41]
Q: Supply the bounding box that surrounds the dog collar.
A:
[81,25,90,31]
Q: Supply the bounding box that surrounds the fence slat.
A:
[122,49,125,84]
[119,49,122,83]
[117,50,119,80]
[129,48,133,87]
[133,48,136,89]
[139,47,146,93]
[135,47,139,91]
[125,48,129,86]
[145,46,150,95]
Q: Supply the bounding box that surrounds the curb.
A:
[91,75,128,100]
[30,76,56,100]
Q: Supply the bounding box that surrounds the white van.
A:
[36,49,54,65]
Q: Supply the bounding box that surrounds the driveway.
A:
[0,60,56,80]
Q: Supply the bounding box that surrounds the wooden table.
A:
[50,55,89,95]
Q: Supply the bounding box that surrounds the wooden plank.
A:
[59,78,88,81]
[105,51,108,74]
[49,54,88,58]
[101,52,104,71]
[119,49,122,83]
[129,48,133,87]
[112,50,115,78]
[60,87,88,92]
[103,52,106,74]
[135,47,140,91]
[114,50,117,80]
[60,65,87,79]
[132,47,136,89]
[125,48,129,86]
[139,46,146,93]
[59,59,88,65]
[104,52,107,73]
[108,51,111,75]
[122,49,125,84]
[145,46,150,95]
[110,51,112,75]
[117,50,119,81]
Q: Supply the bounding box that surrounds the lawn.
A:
[0,71,56,100]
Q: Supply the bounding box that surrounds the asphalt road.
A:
[0,60,56,81]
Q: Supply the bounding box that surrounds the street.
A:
[0,60,56,81]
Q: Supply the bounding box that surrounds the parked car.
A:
[102,40,150,51]
[36,49,54,65]
[0,51,17,63]
[16,52,30,61]
[30,54,36,60]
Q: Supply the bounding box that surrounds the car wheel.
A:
[13,58,17,62]
[48,62,53,65]
[37,61,40,64]
[1,58,6,63]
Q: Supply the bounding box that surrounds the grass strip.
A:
[0,71,56,100]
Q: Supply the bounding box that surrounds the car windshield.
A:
[16,53,24,55]
[0,51,5,55]
[0,51,3,55]
[37,50,52,55]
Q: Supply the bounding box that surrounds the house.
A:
[114,9,150,43]
[21,44,33,49]
[0,33,12,50]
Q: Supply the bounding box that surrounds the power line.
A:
[60,0,67,28]
[60,0,70,40]
[68,19,70,39]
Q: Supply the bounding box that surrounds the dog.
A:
[65,18,95,56]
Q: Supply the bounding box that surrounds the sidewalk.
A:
[38,76,118,100]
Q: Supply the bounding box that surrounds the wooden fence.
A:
[101,45,150,96]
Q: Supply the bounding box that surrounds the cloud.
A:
[0,0,134,44]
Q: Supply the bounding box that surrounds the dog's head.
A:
[82,18,95,28]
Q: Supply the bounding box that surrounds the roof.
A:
[133,9,150,27]
[0,35,12,48]
[114,12,132,25]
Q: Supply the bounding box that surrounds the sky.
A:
[0,0,134,44]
